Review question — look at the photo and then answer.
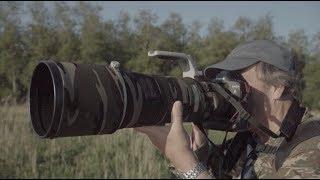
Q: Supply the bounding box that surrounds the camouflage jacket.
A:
[199,112,320,179]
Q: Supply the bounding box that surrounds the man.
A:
[135,40,320,178]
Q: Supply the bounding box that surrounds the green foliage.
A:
[249,14,275,40]
[76,2,109,64]
[54,2,80,62]
[302,58,320,109]
[233,16,252,41]
[199,30,239,69]
[0,2,26,100]
[0,2,319,110]
[125,51,162,74]
[0,3,320,178]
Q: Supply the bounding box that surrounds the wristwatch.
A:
[169,162,211,179]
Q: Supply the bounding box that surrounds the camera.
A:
[29,51,251,138]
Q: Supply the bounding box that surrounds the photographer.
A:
[135,40,320,179]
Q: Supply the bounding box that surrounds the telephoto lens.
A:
[29,61,234,139]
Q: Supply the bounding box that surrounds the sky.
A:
[87,1,320,40]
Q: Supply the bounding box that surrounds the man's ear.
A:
[270,85,285,100]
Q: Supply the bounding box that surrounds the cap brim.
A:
[204,58,260,78]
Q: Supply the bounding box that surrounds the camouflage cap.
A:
[204,40,295,78]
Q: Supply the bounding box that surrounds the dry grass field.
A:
[0,104,231,178]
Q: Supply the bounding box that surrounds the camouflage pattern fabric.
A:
[253,136,320,178]
[204,111,320,179]
[252,113,320,179]
[41,61,224,138]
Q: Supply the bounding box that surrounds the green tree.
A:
[287,29,309,62]
[184,20,203,61]
[75,2,110,64]
[302,31,320,110]
[249,14,275,40]
[132,9,160,51]
[303,59,320,109]
[54,2,80,62]
[114,11,136,64]
[199,18,238,69]
[160,12,187,51]
[126,10,163,74]
[310,32,320,59]
[0,2,26,101]
[186,20,202,45]
[233,16,252,42]
[158,12,189,75]
[20,2,59,93]
[0,2,319,112]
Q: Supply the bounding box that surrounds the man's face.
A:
[240,64,285,136]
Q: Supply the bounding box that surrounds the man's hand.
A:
[134,101,199,171]
[190,122,209,163]
[190,123,207,150]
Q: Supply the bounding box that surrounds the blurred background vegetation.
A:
[0,1,320,178]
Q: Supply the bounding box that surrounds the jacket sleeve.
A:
[277,147,320,179]
[256,136,320,178]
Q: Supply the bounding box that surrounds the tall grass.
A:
[0,104,230,178]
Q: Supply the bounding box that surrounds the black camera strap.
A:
[278,100,306,140]
[193,121,227,178]
[194,121,253,178]
[209,83,282,138]
[193,83,308,177]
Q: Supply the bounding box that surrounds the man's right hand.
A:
[134,101,210,171]
[190,123,210,163]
